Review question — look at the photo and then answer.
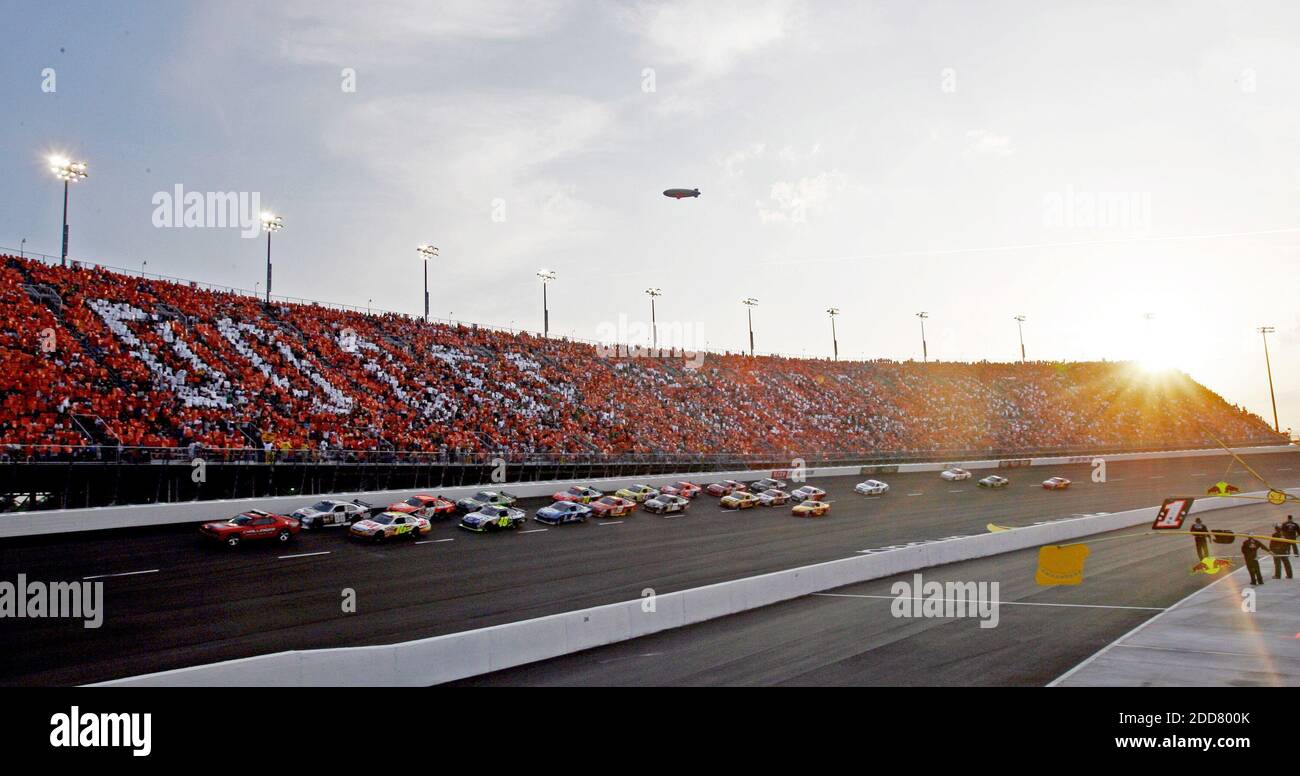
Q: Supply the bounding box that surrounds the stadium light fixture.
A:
[645,288,663,350]
[1259,326,1280,433]
[417,244,438,322]
[49,155,88,267]
[1014,315,1026,363]
[826,307,840,361]
[742,298,759,357]
[916,311,929,362]
[260,212,282,304]
[537,269,556,337]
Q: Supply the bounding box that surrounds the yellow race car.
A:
[614,484,659,503]
[791,500,830,518]
[720,491,761,510]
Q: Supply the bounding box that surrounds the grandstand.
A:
[0,252,1285,510]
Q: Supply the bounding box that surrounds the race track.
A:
[1,452,1296,685]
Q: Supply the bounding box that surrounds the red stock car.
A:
[589,495,637,518]
[386,494,457,519]
[659,481,702,499]
[705,480,749,497]
[200,510,301,547]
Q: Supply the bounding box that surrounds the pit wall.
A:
[5,444,1292,539]
[93,487,1286,687]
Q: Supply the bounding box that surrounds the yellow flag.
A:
[1036,544,1090,585]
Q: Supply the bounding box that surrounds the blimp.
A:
[663,188,701,199]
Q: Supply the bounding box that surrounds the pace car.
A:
[1041,476,1071,490]
[460,504,527,532]
[720,490,761,510]
[292,499,373,529]
[643,493,691,514]
[534,501,591,525]
[978,475,1010,489]
[757,488,790,506]
[386,494,457,520]
[792,500,831,518]
[790,484,826,501]
[659,481,702,499]
[940,467,972,481]
[706,480,749,497]
[589,495,637,518]
[455,490,518,513]
[854,479,890,496]
[614,484,659,503]
[750,477,788,491]
[349,511,432,542]
[552,485,603,504]
[200,510,301,547]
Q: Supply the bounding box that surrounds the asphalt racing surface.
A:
[2,453,1298,685]
[458,501,1291,686]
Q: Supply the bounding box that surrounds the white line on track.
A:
[1192,473,1206,476]
[519,528,549,534]
[82,569,159,580]
[1108,478,1124,481]
[812,593,1164,611]
[278,551,330,560]
[1280,468,1293,472]
[906,492,924,497]
[948,489,965,493]
[1148,476,1164,479]
[598,520,625,525]
[415,538,454,545]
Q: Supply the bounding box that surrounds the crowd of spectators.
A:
[0,254,1285,463]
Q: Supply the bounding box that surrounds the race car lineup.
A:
[197,469,1078,546]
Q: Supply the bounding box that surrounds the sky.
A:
[1,0,1298,433]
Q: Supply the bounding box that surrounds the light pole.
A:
[916,311,929,362]
[417,244,438,322]
[826,307,840,361]
[19,238,25,259]
[49,155,88,267]
[142,260,148,277]
[645,288,662,351]
[260,212,282,304]
[1259,326,1280,433]
[1014,315,1026,363]
[537,270,556,337]
[742,298,758,357]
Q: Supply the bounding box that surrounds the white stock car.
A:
[977,475,1010,489]
[291,499,373,530]
[940,467,972,482]
[854,479,890,496]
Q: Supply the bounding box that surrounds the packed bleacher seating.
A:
[0,254,1285,462]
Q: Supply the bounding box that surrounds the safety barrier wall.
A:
[6,444,1292,539]
[93,487,1280,687]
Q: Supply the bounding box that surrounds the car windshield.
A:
[474,492,494,501]
[310,501,333,511]
[598,497,618,505]
[404,497,424,506]
[566,487,584,495]
[371,514,393,525]
[229,515,251,525]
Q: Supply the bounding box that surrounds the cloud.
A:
[757,170,846,224]
[272,0,574,64]
[322,91,615,261]
[964,129,1015,157]
[717,143,767,177]
[622,0,801,77]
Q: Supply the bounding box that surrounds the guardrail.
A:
[92,486,1283,686]
[5,444,1294,539]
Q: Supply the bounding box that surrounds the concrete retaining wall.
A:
[93,487,1280,687]
[7,444,1293,539]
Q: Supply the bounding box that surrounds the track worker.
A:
[1242,536,1267,586]
[1191,517,1210,561]
[1271,526,1293,580]
[1281,515,1299,557]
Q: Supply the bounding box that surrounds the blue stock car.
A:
[534,501,592,525]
